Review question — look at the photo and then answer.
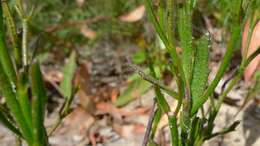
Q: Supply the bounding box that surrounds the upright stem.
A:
[22,18,28,67]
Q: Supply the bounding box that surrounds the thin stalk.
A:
[22,18,28,67]
[142,99,156,146]
[167,0,177,44]
[129,64,179,99]
[150,108,162,139]
[215,74,241,111]
[48,117,62,136]
[168,115,179,146]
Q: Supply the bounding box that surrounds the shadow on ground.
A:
[243,103,260,146]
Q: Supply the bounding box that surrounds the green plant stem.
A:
[215,74,240,111]
[0,107,22,137]
[48,117,62,136]
[129,64,179,99]
[30,63,48,146]
[167,0,176,44]
[22,18,28,67]
[168,115,179,146]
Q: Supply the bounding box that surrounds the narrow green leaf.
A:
[0,63,32,144]
[0,2,17,84]
[132,49,146,64]
[154,87,170,113]
[0,106,22,137]
[191,35,209,105]
[158,0,166,33]
[189,117,199,145]
[144,0,182,70]
[17,73,32,128]
[204,121,240,140]
[2,1,21,66]
[245,47,260,67]
[180,110,191,134]
[116,78,152,107]
[144,0,169,47]
[178,2,193,81]
[60,51,77,99]
[167,0,177,44]
[30,62,47,145]
[144,0,186,99]
[191,26,241,115]
[150,108,162,139]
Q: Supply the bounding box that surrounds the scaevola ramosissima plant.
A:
[0,1,76,146]
[141,0,260,146]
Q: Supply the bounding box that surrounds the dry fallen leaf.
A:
[81,26,97,39]
[63,107,95,134]
[119,5,145,22]
[96,102,150,119]
[76,0,85,7]
[112,123,145,139]
[74,61,96,112]
[43,70,64,83]
[111,89,119,104]
[242,18,260,83]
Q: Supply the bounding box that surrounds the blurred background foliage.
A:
[17,0,143,60]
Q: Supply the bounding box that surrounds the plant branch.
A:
[128,63,179,99]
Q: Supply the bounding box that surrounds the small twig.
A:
[221,68,238,93]
[45,16,108,32]
[47,117,62,136]
[128,63,179,99]
[142,98,157,146]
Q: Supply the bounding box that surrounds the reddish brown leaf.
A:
[63,107,95,133]
[112,123,145,139]
[96,102,150,118]
[76,0,85,7]
[44,70,63,83]
[119,5,145,22]
[74,61,96,112]
[242,18,260,83]
[80,26,97,39]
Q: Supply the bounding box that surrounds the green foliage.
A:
[0,1,77,145]
[30,63,47,146]
[0,2,16,84]
[191,35,209,107]
[116,78,152,107]
[178,2,193,80]
[60,51,77,99]
[0,107,22,137]
[142,0,260,146]
[29,0,141,55]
